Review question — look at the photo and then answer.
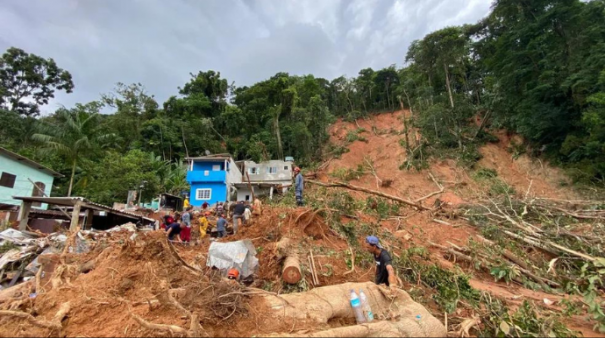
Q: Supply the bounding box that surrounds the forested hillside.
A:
[1,0,604,205]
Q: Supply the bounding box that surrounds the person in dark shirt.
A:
[232,201,246,234]
[216,214,228,238]
[365,236,396,287]
[166,222,184,242]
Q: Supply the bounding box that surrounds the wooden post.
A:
[70,202,82,231]
[85,209,94,230]
[17,201,32,231]
[269,186,274,200]
[245,172,256,201]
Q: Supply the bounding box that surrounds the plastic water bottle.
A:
[358,289,374,322]
[350,289,366,324]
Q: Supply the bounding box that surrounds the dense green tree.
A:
[78,149,161,205]
[0,47,74,116]
[32,102,112,196]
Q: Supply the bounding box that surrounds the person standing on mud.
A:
[216,213,228,238]
[294,167,304,206]
[365,236,396,287]
[232,201,246,234]
[181,206,192,244]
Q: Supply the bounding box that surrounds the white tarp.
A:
[0,229,39,246]
[206,240,258,278]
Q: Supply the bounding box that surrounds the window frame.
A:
[268,167,278,174]
[0,172,16,188]
[196,188,212,200]
[248,167,258,175]
[212,164,221,171]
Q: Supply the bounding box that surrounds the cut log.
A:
[307,180,429,211]
[282,255,302,284]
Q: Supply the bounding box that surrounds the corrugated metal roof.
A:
[12,196,154,222]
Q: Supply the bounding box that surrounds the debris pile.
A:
[0,225,446,337]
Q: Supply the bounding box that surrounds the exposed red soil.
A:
[319,111,602,337]
[0,111,600,337]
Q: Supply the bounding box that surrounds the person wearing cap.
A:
[294,166,304,206]
[365,236,396,287]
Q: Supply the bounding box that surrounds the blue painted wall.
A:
[189,182,226,207]
[0,153,56,209]
[187,159,229,207]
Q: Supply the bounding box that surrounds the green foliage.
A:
[480,297,578,338]
[77,149,162,205]
[474,168,498,179]
[489,180,516,197]
[396,247,480,314]
[365,197,400,219]
[329,165,365,181]
[32,103,113,196]
[490,264,520,284]
[579,258,605,333]
[0,47,74,117]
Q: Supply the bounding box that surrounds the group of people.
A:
[162,199,263,243]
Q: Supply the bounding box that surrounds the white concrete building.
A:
[234,159,294,201]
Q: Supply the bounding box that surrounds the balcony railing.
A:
[186,170,226,183]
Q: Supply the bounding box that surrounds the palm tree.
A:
[164,159,189,195]
[32,104,112,196]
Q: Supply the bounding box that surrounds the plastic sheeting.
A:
[206,240,258,278]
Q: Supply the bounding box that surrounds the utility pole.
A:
[138,180,147,206]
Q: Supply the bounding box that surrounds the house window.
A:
[245,195,250,201]
[31,182,45,207]
[212,164,221,171]
[196,189,211,200]
[248,167,258,175]
[204,170,210,176]
[268,167,277,174]
[284,166,289,170]
[0,172,16,188]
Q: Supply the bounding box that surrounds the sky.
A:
[0,0,493,114]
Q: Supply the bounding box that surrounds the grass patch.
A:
[329,165,365,181]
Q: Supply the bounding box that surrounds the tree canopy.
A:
[2,0,604,204]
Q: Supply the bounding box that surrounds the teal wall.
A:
[0,153,56,209]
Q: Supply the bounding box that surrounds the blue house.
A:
[185,155,243,207]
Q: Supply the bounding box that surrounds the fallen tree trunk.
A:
[307,180,429,211]
[282,255,302,284]
[430,242,558,289]
[259,282,446,337]
[476,236,532,271]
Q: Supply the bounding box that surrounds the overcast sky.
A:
[0,0,492,113]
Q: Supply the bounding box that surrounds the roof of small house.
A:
[0,147,64,178]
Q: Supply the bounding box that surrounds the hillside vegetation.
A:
[1,0,604,204]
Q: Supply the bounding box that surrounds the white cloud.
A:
[0,0,492,111]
